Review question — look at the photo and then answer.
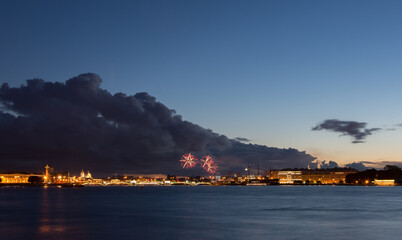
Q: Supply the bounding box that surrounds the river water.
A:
[1,186,402,240]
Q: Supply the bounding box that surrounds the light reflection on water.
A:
[37,187,69,237]
[1,186,402,240]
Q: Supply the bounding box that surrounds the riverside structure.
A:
[3,165,401,186]
[269,168,358,184]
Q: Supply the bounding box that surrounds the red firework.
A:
[205,162,217,174]
[201,155,218,174]
[201,155,213,168]
[180,153,197,169]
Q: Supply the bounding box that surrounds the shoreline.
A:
[1,183,399,188]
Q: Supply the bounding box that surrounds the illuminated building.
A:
[0,173,43,184]
[0,165,93,185]
[51,172,70,183]
[80,169,85,179]
[373,179,395,186]
[79,169,92,180]
[276,171,302,184]
[269,168,357,184]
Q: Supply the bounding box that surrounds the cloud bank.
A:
[320,160,339,169]
[234,137,251,142]
[0,74,317,175]
[344,162,367,171]
[312,119,381,143]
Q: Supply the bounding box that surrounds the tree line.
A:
[346,165,402,184]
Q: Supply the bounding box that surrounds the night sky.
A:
[1,0,402,175]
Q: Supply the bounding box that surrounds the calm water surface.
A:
[1,186,402,240]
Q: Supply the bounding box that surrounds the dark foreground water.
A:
[1,186,402,240]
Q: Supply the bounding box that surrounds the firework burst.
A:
[201,155,213,168]
[180,153,197,168]
[201,155,218,174]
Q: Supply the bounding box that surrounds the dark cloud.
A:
[312,119,381,143]
[215,141,316,174]
[0,74,317,176]
[386,128,397,131]
[234,137,251,142]
[379,161,402,166]
[345,162,367,171]
[320,160,339,169]
[359,161,402,169]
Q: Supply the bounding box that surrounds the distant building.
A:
[0,165,95,185]
[0,173,43,184]
[52,172,70,183]
[269,168,357,184]
[373,179,395,186]
[275,170,302,184]
[80,169,85,179]
[79,169,92,180]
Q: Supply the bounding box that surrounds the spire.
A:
[45,164,50,181]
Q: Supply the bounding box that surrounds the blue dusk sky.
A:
[1,0,402,168]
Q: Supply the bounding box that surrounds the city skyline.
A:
[1,0,402,173]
